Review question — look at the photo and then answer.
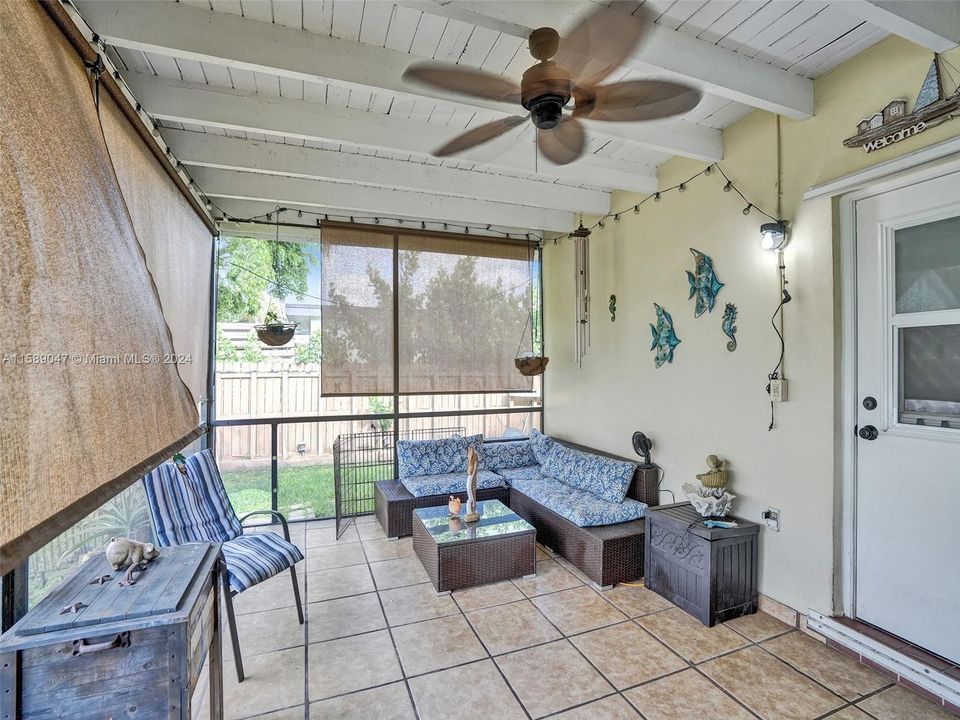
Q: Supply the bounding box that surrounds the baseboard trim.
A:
[807,611,960,711]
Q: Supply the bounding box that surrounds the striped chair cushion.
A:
[142,449,243,546]
[221,533,304,593]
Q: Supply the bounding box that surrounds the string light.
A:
[654,192,661,202]
[678,183,686,192]
[297,210,303,218]
[633,205,639,214]
[614,214,620,222]
[704,165,712,175]
[723,181,732,192]
[743,204,752,215]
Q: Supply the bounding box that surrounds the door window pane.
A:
[899,324,960,426]
[895,216,960,313]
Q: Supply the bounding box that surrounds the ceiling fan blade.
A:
[403,63,521,103]
[434,115,529,157]
[574,80,702,122]
[555,3,652,87]
[537,117,585,165]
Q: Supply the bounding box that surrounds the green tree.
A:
[217,237,316,322]
[239,331,265,363]
[215,326,239,362]
[294,329,323,364]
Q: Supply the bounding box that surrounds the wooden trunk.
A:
[644,503,759,626]
[0,542,223,720]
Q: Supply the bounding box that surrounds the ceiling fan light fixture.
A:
[528,95,566,129]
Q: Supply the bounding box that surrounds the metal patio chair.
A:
[142,449,304,682]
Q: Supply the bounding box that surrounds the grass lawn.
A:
[221,462,392,520]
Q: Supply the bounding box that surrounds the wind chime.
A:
[573,221,591,367]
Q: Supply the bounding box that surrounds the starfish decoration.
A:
[89,574,113,586]
[59,602,88,615]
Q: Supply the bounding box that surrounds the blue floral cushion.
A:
[495,465,545,484]
[481,440,537,471]
[541,444,637,504]
[401,470,505,498]
[510,476,647,527]
[397,434,483,479]
[529,428,556,464]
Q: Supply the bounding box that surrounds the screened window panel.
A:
[397,232,534,394]
[320,226,395,396]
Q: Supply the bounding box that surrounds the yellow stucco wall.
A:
[542,35,960,615]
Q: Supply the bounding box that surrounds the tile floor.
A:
[191,516,958,720]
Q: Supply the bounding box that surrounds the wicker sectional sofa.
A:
[373,433,659,588]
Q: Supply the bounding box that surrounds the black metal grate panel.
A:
[334,426,465,537]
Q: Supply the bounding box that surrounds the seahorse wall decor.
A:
[609,294,617,322]
[722,303,738,351]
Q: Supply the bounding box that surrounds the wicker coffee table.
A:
[412,500,537,593]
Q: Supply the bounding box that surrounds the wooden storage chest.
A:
[0,542,223,720]
[644,503,759,626]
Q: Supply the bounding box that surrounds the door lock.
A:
[859,425,879,441]
[862,396,877,411]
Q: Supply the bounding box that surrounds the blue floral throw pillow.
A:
[480,439,537,471]
[529,428,556,464]
[541,444,637,504]
[397,434,483,478]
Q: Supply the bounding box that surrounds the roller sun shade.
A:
[320,223,535,396]
[0,1,202,569]
[100,95,213,405]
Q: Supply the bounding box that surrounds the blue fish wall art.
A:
[686,248,724,317]
[649,303,681,368]
[722,302,738,351]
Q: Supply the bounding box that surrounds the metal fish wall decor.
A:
[649,303,681,368]
[686,248,724,317]
[722,303,738,351]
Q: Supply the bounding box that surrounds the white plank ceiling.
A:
[70,0,922,232]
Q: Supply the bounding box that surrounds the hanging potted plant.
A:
[255,306,298,347]
[514,236,548,377]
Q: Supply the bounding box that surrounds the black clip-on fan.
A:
[631,431,653,468]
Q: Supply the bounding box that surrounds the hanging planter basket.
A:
[515,356,549,376]
[255,323,298,347]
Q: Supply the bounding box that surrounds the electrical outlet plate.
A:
[769,378,787,402]
[762,507,781,532]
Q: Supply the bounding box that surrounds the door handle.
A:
[859,425,879,441]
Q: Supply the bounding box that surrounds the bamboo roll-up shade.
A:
[100,95,213,405]
[0,1,201,570]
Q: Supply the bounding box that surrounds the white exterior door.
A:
[855,171,960,663]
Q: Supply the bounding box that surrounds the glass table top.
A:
[415,500,534,545]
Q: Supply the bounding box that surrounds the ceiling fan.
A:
[402,4,702,165]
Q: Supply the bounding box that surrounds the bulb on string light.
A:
[443,224,448,230]
[633,205,639,214]
[678,183,686,192]
[421,221,426,229]
[723,181,732,192]
[654,192,661,202]
[614,214,620,222]
[598,220,605,228]
[374,217,380,224]
[704,165,713,175]
[297,210,303,218]
[742,204,752,216]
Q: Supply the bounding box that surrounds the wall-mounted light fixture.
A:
[760,221,788,251]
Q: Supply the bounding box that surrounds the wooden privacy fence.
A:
[214,361,540,466]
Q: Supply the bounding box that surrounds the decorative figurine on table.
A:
[682,454,736,518]
[447,495,462,517]
[464,446,480,523]
[106,536,161,586]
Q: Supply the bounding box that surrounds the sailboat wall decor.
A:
[843,55,959,153]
